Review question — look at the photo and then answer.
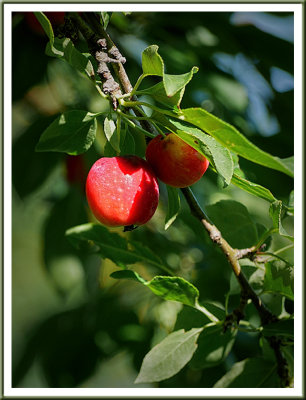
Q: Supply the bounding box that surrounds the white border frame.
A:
[3,2,303,398]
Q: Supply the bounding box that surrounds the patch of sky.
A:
[230,12,294,43]
[213,52,280,137]
[270,67,294,93]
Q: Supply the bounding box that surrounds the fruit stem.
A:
[128,74,145,97]
[133,105,166,138]
[119,99,180,119]
[117,110,156,138]
[195,302,220,323]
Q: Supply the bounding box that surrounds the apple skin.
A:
[86,156,159,227]
[145,133,209,188]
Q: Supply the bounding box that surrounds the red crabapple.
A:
[145,133,209,188]
[86,156,159,227]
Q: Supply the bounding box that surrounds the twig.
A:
[181,187,275,325]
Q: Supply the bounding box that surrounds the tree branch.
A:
[181,187,276,324]
[81,12,156,135]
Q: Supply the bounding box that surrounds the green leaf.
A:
[262,319,293,339]
[175,128,234,186]
[231,173,277,203]
[147,276,199,307]
[103,140,117,157]
[213,358,279,388]
[206,200,258,248]
[129,240,165,267]
[180,108,294,178]
[174,303,225,331]
[104,117,120,152]
[137,82,185,108]
[163,67,198,96]
[66,223,166,270]
[175,305,212,330]
[135,328,202,383]
[34,12,54,40]
[142,45,164,77]
[36,110,97,155]
[263,260,294,300]
[111,270,199,307]
[269,201,294,240]
[190,324,237,369]
[46,37,95,80]
[141,46,197,99]
[120,128,135,155]
[229,261,265,295]
[34,12,64,59]
[165,186,180,230]
[100,12,111,29]
[38,11,94,80]
[287,190,294,215]
[110,270,147,284]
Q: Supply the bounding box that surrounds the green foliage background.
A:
[12,11,294,388]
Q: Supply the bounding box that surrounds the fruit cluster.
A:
[86,133,209,227]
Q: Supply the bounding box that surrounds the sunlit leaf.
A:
[34,12,54,41]
[175,128,234,186]
[35,12,95,80]
[269,201,294,240]
[180,108,294,178]
[46,37,95,80]
[111,270,199,307]
[231,173,277,203]
[142,45,164,76]
[104,116,120,152]
[141,46,197,99]
[263,260,293,300]
[36,111,97,155]
[135,328,202,383]
[137,82,185,108]
[100,12,111,29]
[163,67,198,96]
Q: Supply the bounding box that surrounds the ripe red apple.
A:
[86,156,159,227]
[145,133,209,188]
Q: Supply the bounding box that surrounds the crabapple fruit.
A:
[145,133,209,188]
[86,156,159,227]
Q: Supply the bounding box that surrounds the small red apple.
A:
[145,133,209,188]
[86,156,159,227]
